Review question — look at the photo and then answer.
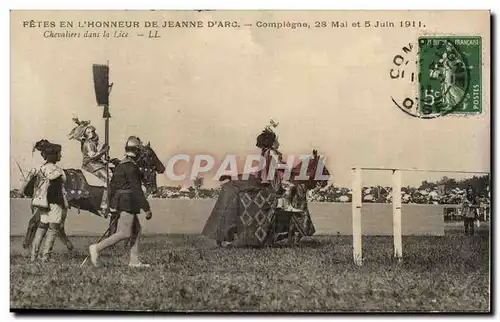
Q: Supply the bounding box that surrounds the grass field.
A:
[10,223,490,312]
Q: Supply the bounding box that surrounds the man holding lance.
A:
[68,118,112,216]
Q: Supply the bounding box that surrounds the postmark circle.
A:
[390,37,478,119]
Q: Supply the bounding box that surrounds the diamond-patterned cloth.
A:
[202,180,316,247]
[236,187,277,246]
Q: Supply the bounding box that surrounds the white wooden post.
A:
[392,169,403,261]
[352,168,363,266]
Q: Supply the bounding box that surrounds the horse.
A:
[66,142,165,215]
[22,142,165,249]
[276,149,330,243]
[202,149,330,247]
[135,141,166,197]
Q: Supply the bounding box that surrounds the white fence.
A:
[351,167,490,266]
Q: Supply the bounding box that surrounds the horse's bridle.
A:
[136,146,159,195]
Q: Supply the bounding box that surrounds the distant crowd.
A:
[10,176,491,207]
[306,185,491,206]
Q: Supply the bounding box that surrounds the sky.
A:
[10,10,490,190]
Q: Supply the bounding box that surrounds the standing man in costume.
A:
[68,118,111,215]
[462,185,480,236]
[88,136,152,268]
[256,120,302,212]
[23,140,71,262]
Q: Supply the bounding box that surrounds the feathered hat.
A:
[68,117,95,142]
[32,139,61,157]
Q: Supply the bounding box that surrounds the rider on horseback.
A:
[81,125,110,182]
[256,120,302,213]
[68,118,112,215]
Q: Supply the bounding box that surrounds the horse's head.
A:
[136,141,166,196]
[290,149,330,189]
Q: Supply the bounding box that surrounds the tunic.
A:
[81,140,106,174]
[462,194,480,219]
[109,157,150,214]
[260,147,286,192]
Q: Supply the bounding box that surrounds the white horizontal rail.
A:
[351,167,490,175]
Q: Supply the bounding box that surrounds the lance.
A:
[13,158,27,181]
[92,62,113,214]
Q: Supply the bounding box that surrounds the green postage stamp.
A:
[418,36,482,116]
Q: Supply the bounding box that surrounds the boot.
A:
[30,228,47,262]
[59,227,74,252]
[97,190,109,217]
[23,221,38,249]
[40,228,58,262]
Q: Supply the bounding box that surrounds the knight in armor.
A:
[21,139,72,262]
[256,120,302,212]
[88,136,152,268]
[68,118,111,214]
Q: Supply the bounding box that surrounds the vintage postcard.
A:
[10,10,490,312]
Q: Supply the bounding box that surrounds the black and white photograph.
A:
[9,9,491,312]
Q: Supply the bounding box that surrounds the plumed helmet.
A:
[68,118,94,142]
[256,119,279,149]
